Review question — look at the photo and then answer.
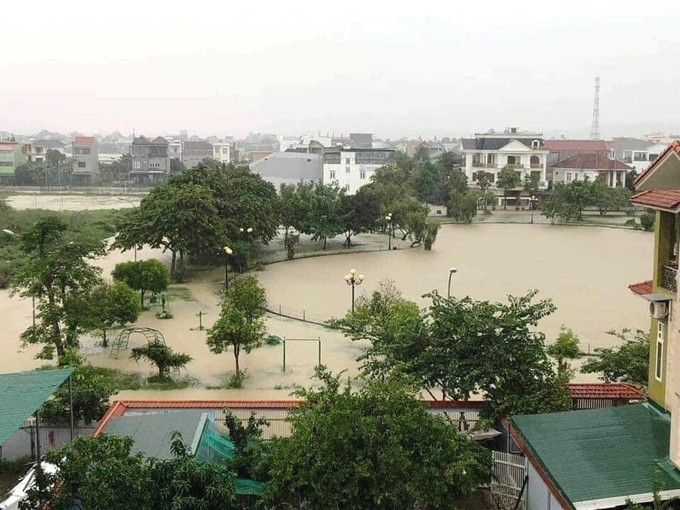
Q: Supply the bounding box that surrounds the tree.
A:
[626,470,680,509]
[147,431,237,510]
[448,189,478,223]
[21,432,239,510]
[423,223,440,250]
[14,161,45,186]
[298,183,343,249]
[581,329,649,388]
[640,211,656,231]
[523,173,540,195]
[206,275,267,380]
[112,259,170,308]
[591,178,631,215]
[541,181,592,223]
[625,169,638,192]
[497,166,521,209]
[11,217,106,358]
[46,149,66,169]
[130,341,192,381]
[39,357,115,425]
[87,280,141,347]
[546,325,582,380]
[261,368,492,510]
[332,287,571,419]
[338,186,380,246]
[413,162,446,205]
[279,182,309,239]
[20,433,150,510]
[475,171,491,211]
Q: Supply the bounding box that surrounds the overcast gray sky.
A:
[2,0,680,139]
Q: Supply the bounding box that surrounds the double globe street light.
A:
[222,246,233,290]
[344,269,364,313]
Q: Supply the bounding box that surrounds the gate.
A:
[491,451,527,510]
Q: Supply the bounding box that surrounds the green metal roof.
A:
[511,403,680,506]
[0,368,74,446]
[102,411,206,460]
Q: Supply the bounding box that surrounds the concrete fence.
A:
[0,420,95,461]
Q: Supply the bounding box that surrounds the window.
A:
[132,161,141,169]
[656,321,665,382]
[530,155,540,167]
[77,161,86,168]
[566,173,572,182]
[633,152,648,162]
[609,149,615,159]
[573,173,578,181]
[345,158,350,164]
[0,161,12,167]
[345,166,350,173]
[329,170,336,179]
[344,183,350,191]
[360,170,366,180]
[507,156,516,165]
[531,140,540,149]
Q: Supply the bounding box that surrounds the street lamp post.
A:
[385,213,392,250]
[223,246,233,290]
[237,227,253,273]
[117,197,138,260]
[344,268,364,313]
[447,267,458,298]
[530,195,537,224]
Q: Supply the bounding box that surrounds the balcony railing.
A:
[472,162,496,168]
[530,164,542,169]
[661,265,677,293]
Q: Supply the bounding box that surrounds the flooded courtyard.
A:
[0,196,655,398]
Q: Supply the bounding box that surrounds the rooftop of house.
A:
[183,141,213,152]
[73,136,96,146]
[607,138,656,151]
[33,139,67,149]
[543,139,608,152]
[474,128,543,137]
[628,280,654,296]
[0,369,74,446]
[551,153,631,170]
[323,147,395,154]
[99,410,207,460]
[460,137,544,151]
[631,188,680,211]
[132,136,168,146]
[567,383,643,400]
[510,403,680,508]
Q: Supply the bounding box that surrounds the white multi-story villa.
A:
[459,127,550,205]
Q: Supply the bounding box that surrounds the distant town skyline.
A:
[2,0,680,140]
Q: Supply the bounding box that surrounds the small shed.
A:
[566,383,643,410]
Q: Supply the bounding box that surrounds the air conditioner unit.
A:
[650,301,669,319]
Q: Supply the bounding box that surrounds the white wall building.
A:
[460,128,550,205]
[322,148,394,194]
[212,142,232,164]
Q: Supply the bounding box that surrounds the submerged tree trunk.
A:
[170,251,177,277]
[234,345,241,376]
[323,237,327,250]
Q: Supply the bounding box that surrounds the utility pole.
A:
[590,77,601,140]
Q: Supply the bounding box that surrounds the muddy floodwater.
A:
[0,217,654,399]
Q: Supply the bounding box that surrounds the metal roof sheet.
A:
[101,410,206,460]
[0,369,74,446]
[510,403,680,505]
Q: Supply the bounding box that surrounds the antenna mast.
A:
[590,77,600,140]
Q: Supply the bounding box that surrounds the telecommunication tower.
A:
[590,77,600,140]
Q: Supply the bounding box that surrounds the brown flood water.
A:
[0,222,654,399]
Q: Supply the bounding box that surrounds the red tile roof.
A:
[74,136,95,145]
[631,189,680,210]
[635,140,680,187]
[628,280,653,296]
[544,139,608,152]
[566,383,643,400]
[551,153,631,170]
[93,399,486,436]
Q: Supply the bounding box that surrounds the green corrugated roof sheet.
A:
[102,411,206,460]
[0,369,74,446]
[511,403,680,505]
